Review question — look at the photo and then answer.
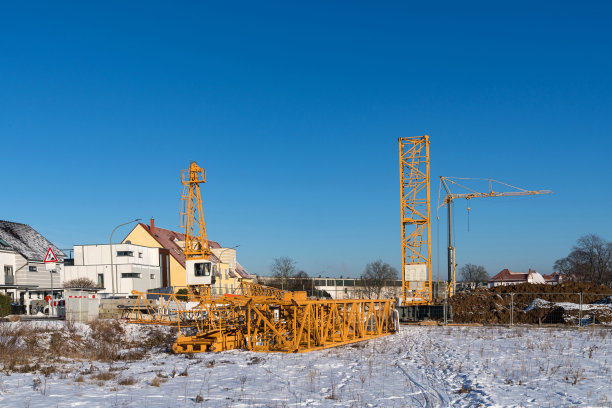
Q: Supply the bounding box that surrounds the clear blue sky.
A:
[1,1,611,279]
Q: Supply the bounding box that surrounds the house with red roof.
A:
[122,218,253,293]
[488,268,547,288]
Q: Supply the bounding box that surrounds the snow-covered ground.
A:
[0,324,610,407]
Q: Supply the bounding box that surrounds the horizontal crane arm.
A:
[444,190,552,202]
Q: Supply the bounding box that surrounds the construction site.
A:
[1,137,611,408]
[112,135,559,354]
[2,3,612,405]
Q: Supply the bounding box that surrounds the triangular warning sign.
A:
[44,247,58,263]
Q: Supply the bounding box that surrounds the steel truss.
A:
[172,293,396,353]
[126,283,396,353]
[399,135,432,305]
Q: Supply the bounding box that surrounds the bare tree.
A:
[63,277,98,288]
[459,264,489,282]
[554,234,612,284]
[270,256,297,290]
[358,260,398,299]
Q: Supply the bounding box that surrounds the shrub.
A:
[63,277,98,288]
[0,294,11,317]
[176,289,189,301]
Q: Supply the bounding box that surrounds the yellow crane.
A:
[126,161,398,353]
[399,136,432,305]
[180,161,214,288]
[439,177,552,296]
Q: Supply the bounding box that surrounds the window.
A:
[194,263,211,277]
[29,266,37,272]
[121,273,141,278]
[150,274,155,279]
[138,252,143,258]
[97,274,104,287]
[116,251,133,257]
[343,280,355,287]
[0,237,9,247]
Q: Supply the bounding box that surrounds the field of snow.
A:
[0,323,610,407]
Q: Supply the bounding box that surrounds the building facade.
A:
[488,268,553,287]
[63,243,162,296]
[123,219,253,292]
[0,220,65,314]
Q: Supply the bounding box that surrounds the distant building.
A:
[257,276,404,300]
[62,243,162,296]
[123,218,253,293]
[0,220,65,314]
[488,268,561,287]
[542,272,564,285]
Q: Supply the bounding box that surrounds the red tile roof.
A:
[488,269,528,282]
[235,261,254,279]
[542,272,563,283]
[133,223,221,267]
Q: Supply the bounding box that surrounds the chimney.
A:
[150,218,155,234]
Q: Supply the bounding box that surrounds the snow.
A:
[1,324,611,407]
[0,220,65,261]
[524,298,612,313]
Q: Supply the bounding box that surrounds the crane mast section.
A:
[399,136,432,305]
[180,162,211,261]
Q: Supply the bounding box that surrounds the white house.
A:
[63,243,162,296]
[0,220,65,314]
[488,268,547,288]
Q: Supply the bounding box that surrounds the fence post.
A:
[510,293,514,327]
[443,290,448,325]
[578,292,583,328]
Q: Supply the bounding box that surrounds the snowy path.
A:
[1,325,611,407]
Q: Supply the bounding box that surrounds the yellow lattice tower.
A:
[399,136,432,305]
[180,161,211,261]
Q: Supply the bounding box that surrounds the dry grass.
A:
[151,377,167,387]
[0,320,174,374]
[92,371,116,381]
[118,376,137,386]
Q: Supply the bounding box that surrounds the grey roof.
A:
[0,220,65,262]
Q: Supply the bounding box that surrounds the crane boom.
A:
[439,177,551,296]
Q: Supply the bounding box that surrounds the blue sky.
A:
[1,1,611,278]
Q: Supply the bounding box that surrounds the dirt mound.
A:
[451,283,612,325]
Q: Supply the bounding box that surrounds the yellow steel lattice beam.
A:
[180,162,211,261]
[399,136,432,305]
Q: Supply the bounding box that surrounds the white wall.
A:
[64,244,161,296]
[0,250,16,285]
[74,244,159,267]
[211,248,237,270]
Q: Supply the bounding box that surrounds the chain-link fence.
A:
[450,291,612,327]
